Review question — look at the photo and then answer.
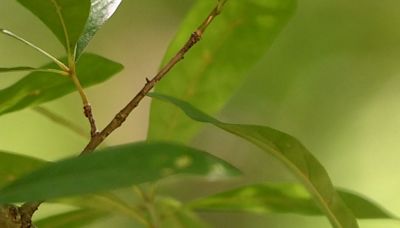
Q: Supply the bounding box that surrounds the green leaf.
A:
[0,53,123,115]
[16,0,91,54]
[188,183,397,220]
[158,197,209,228]
[0,67,66,75]
[0,151,46,188]
[0,66,36,73]
[149,93,359,228]
[34,209,106,228]
[148,0,296,143]
[75,0,122,59]
[0,142,240,203]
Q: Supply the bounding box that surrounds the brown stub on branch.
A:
[83,104,98,137]
[0,202,40,228]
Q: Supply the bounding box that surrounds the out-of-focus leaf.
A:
[149,93,359,228]
[0,53,123,115]
[16,0,91,54]
[188,183,397,220]
[0,151,46,188]
[158,197,209,228]
[337,191,398,219]
[148,0,296,143]
[34,209,106,228]
[76,0,122,59]
[0,67,35,73]
[0,142,240,203]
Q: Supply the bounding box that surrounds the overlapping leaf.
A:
[17,0,91,54]
[0,151,46,188]
[149,93,359,228]
[0,142,240,203]
[188,183,396,220]
[148,0,296,143]
[0,53,123,115]
[76,0,122,59]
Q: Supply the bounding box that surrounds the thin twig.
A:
[82,3,224,154]
[16,2,227,227]
[69,61,99,138]
[33,106,88,139]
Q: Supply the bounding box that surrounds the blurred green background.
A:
[1,0,399,227]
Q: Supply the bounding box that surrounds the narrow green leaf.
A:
[158,197,209,228]
[149,93,359,228]
[0,67,66,75]
[0,142,240,203]
[75,0,122,59]
[0,53,123,116]
[16,0,91,54]
[0,66,36,73]
[188,183,397,220]
[148,0,296,143]
[0,151,46,188]
[34,209,106,228]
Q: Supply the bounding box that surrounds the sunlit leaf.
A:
[149,93,359,228]
[16,0,91,54]
[0,142,240,203]
[0,151,46,188]
[76,0,122,59]
[34,209,106,228]
[188,183,397,220]
[0,53,123,115]
[148,0,296,143]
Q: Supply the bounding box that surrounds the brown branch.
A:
[81,3,224,154]
[12,2,226,227]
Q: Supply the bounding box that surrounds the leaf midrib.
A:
[219,124,343,228]
[50,0,72,57]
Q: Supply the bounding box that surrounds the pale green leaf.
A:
[149,93,359,228]
[34,209,106,228]
[75,0,122,59]
[148,0,296,143]
[188,183,397,220]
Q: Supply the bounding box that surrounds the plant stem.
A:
[0,29,69,71]
[81,2,227,153]
[17,2,228,226]
[68,60,98,138]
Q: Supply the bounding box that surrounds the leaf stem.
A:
[81,1,227,153]
[68,60,98,137]
[0,28,69,71]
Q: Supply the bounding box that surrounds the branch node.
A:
[84,104,98,137]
